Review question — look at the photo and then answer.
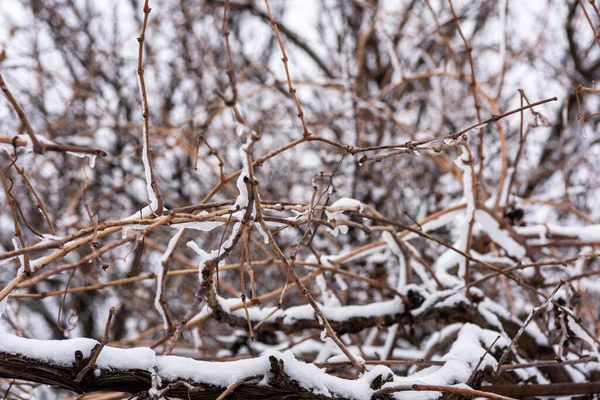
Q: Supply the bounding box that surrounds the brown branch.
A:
[0,71,43,153]
[136,0,164,216]
[263,0,310,138]
[0,135,107,156]
[215,375,262,400]
[195,136,225,180]
[448,0,485,189]
[0,214,174,302]
[0,165,31,275]
[496,279,565,374]
[221,0,238,108]
[374,383,517,400]
[485,382,600,397]
[4,151,56,235]
[353,96,558,156]
[163,287,203,356]
[0,352,367,400]
[500,355,598,371]
[244,138,366,373]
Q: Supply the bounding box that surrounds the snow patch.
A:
[475,210,526,259]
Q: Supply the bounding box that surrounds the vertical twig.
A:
[448,0,484,192]
[0,167,31,275]
[136,0,163,216]
[263,0,311,138]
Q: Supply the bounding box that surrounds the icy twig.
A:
[150,380,204,399]
[456,142,477,293]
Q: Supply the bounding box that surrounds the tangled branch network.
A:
[1,0,600,399]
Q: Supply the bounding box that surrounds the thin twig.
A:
[4,151,56,235]
[0,71,42,152]
[263,0,310,138]
[496,279,565,374]
[215,375,261,400]
[243,131,366,373]
[374,383,517,400]
[136,0,164,216]
[75,307,116,382]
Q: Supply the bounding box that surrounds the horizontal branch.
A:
[0,135,107,157]
[0,352,340,399]
[485,382,600,397]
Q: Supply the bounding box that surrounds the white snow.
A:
[157,353,271,387]
[173,220,223,231]
[255,221,270,243]
[382,231,408,291]
[283,298,404,324]
[233,143,250,210]
[568,316,599,359]
[187,240,219,279]
[382,231,401,254]
[403,207,463,241]
[0,297,6,324]
[66,152,97,169]
[11,237,24,276]
[219,295,404,325]
[453,155,476,282]
[154,229,185,329]
[277,351,373,399]
[329,198,363,210]
[378,324,506,399]
[138,74,159,212]
[325,198,363,236]
[0,328,377,399]
[475,210,526,259]
[152,253,167,329]
[516,223,600,241]
[431,250,462,288]
[381,324,399,360]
